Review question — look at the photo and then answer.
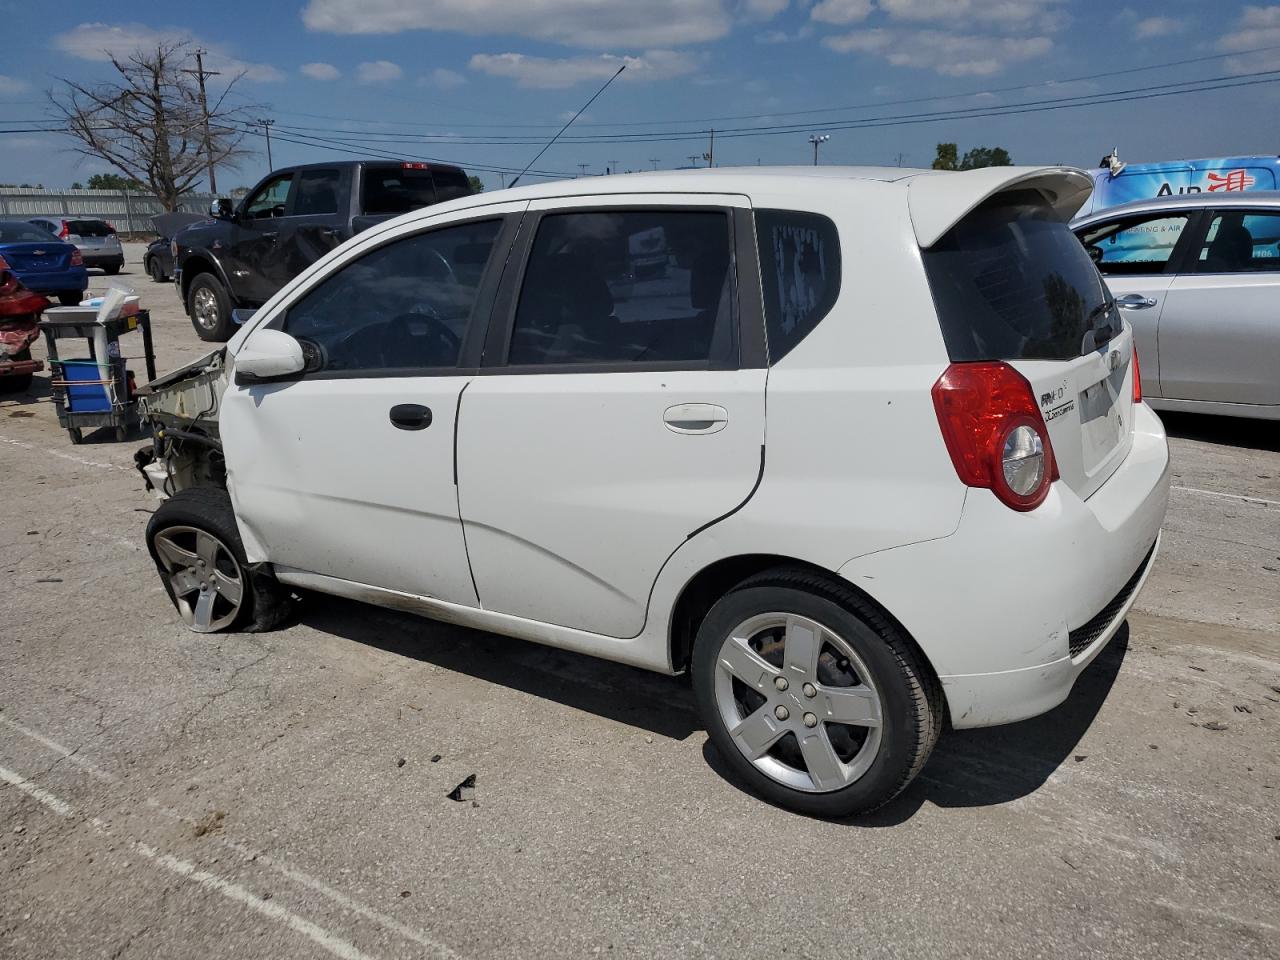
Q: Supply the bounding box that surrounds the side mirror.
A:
[210,198,235,220]
[234,329,305,385]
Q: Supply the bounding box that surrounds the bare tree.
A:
[50,41,256,210]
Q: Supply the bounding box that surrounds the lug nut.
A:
[803,713,818,728]
[774,676,789,692]
[802,682,817,699]
[774,705,790,721]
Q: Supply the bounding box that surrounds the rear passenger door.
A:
[277,167,348,283]
[456,195,768,638]
[1157,208,1280,407]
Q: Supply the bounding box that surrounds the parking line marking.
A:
[1171,485,1279,508]
[0,434,129,473]
[1,717,463,960]
[0,763,377,960]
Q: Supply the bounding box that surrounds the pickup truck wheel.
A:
[148,257,167,282]
[188,274,234,342]
[0,348,33,393]
[103,265,120,276]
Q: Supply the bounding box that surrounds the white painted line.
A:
[0,763,378,960]
[0,434,129,472]
[1171,485,1280,508]
[0,715,115,781]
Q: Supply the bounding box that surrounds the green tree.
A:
[959,146,1013,170]
[932,143,958,171]
[71,181,84,190]
[86,172,145,190]
[467,175,485,193]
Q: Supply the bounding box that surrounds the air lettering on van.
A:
[1156,183,1202,197]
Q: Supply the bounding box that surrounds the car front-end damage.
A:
[134,349,230,497]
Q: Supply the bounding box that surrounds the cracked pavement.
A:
[1,247,1278,959]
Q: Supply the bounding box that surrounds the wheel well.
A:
[179,257,217,305]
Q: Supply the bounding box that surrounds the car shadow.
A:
[299,592,1128,820]
[1160,410,1280,453]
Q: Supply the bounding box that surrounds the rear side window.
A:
[1194,211,1280,273]
[292,169,340,216]
[68,220,113,237]
[433,168,473,203]
[1076,214,1191,276]
[362,166,437,215]
[923,192,1120,361]
[755,210,840,363]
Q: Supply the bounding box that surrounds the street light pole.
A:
[809,134,830,166]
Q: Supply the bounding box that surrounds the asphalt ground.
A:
[1,243,1277,959]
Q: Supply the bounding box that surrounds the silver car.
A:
[27,216,125,275]
[1073,192,1280,420]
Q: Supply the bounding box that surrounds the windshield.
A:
[0,221,62,243]
[922,191,1120,361]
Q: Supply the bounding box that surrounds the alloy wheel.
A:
[192,286,220,331]
[152,525,244,632]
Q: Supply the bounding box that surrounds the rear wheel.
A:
[103,265,120,276]
[58,291,82,306]
[0,348,33,393]
[691,569,943,817]
[187,273,234,342]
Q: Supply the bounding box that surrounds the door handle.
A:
[663,403,728,435]
[1115,294,1157,309]
[260,231,279,241]
[389,403,432,430]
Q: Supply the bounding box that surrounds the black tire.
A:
[68,427,83,444]
[58,291,83,306]
[145,487,294,633]
[691,568,943,818]
[103,265,121,276]
[147,257,167,283]
[187,273,234,342]
[0,348,33,393]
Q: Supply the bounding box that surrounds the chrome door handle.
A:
[1115,294,1157,309]
[663,403,727,435]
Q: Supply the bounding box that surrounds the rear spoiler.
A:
[907,166,1094,248]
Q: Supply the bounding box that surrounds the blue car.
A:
[0,220,87,306]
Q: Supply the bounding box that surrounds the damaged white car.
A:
[139,167,1170,816]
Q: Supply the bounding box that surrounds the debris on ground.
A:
[193,810,226,837]
[400,890,411,898]
[1073,754,1087,763]
[1189,665,1206,672]
[1234,704,1252,714]
[430,754,442,763]
[35,577,63,584]
[396,757,406,768]
[447,774,477,802]
[1201,721,1229,731]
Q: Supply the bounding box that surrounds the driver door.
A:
[230,171,296,304]
[221,205,525,605]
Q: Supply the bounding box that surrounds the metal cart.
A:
[40,307,156,444]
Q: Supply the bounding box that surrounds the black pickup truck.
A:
[174,160,473,340]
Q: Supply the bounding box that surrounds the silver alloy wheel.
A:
[152,525,244,632]
[191,285,220,331]
[713,612,884,793]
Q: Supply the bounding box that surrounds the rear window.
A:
[0,221,61,242]
[68,220,113,237]
[432,168,473,203]
[361,166,437,215]
[922,191,1120,361]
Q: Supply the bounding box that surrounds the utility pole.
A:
[702,129,715,168]
[894,152,906,167]
[577,163,590,177]
[808,134,830,166]
[649,158,659,171]
[258,118,275,170]
[607,159,619,175]
[182,49,221,193]
[687,155,700,168]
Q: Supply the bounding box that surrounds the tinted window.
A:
[245,174,293,220]
[0,221,61,242]
[924,192,1120,361]
[1077,214,1190,276]
[509,210,733,366]
[68,219,113,237]
[433,168,473,203]
[292,169,340,216]
[282,219,502,373]
[755,210,840,362]
[362,166,436,215]
[1194,211,1280,273]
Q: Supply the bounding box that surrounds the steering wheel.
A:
[380,310,461,368]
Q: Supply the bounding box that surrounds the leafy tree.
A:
[959,146,1013,170]
[932,143,958,171]
[86,172,145,190]
[467,175,485,193]
[71,181,84,190]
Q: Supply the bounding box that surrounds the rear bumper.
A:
[82,252,124,268]
[15,267,87,294]
[839,402,1170,728]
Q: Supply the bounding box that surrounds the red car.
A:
[0,254,48,393]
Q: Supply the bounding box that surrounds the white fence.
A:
[0,188,215,234]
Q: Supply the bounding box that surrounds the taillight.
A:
[1131,344,1142,404]
[70,249,84,267]
[59,221,70,239]
[402,162,428,170]
[932,362,1059,512]
[0,255,8,270]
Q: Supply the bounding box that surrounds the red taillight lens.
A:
[1131,343,1142,404]
[59,221,70,239]
[402,162,428,170]
[932,362,1059,512]
[70,249,84,267]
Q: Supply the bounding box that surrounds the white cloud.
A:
[303,0,735,48]
[740,0,790,17]
[810,0,872,26]
[423,67,467,89]
[300,61,341,80]
[53,22,284,83]
[1134,16,1183,39]
[356,60,404,84]
[877,0,1064,28]
[468,50,700,89]
[825,27,1052,76]
[1218,5,1280,73]
[0,74,29,96]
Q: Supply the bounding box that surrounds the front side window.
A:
[508,209,734,366]
[755,210,840,362]
[292,169,341,216]
[1077,214,1190,276]
[245,174,294,220]
[282,219,502,374]
[1194,211,1280,273]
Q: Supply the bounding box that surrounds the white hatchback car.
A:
[141,166,1170,816]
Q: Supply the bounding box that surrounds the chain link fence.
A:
[0,188,215,235]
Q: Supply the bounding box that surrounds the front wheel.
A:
[148,257,167,283]
[691,570,943,818]
[187,273,234,342]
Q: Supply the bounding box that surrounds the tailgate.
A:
[2,243,72,271]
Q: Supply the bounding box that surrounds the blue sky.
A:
[2,1,1279,191]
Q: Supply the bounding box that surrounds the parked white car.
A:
[139,166,1170,816]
